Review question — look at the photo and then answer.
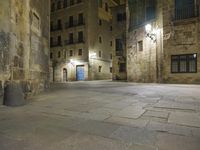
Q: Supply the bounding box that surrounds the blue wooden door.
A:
[76,66,84,81]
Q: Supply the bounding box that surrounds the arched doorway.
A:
[63,68,67,82]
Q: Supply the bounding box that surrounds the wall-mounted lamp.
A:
[89,52,97,59]
[145,24,156,42]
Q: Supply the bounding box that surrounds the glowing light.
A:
[145,24,152,32]
[89,52,97,58]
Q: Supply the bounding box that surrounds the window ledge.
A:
[173,16,199,26]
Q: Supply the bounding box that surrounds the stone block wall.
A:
[0,0,50,104]
[162,0,200,84]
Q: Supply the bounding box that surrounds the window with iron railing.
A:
[64,0,68,8]
[78,31,84,43]
[78,13,84,25]
[57,1,62,10]
[116,39,123,56]
[175,0,197,20]
[129,0,156,28]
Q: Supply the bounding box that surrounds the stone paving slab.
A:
[128,143,158,150]
[154,101,197,111]
[156,132,200,150]
[143,110,169,119]
[168,112,200,128]
[104,116,149,128]
[147,121,193,137]
[104,101,131,109]
[113,106,146,119]
[68,120,121,138]
[47,133,129,150]
[89,107,119,115]
[110,126,157,146]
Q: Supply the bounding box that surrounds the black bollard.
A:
[3,81,25,106]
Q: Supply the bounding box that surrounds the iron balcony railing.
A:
[50,25,62,32]
[175,6,199,20]
[64,39,85,45]
[65,20,85,29]
[50,42,62,47]
[116,50,124,56]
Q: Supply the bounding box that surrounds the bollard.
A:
[3,81,25,106]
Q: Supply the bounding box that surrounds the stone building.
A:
[0,0,50,105]
[111,0,127,80]
[50,0,119,82]
[127,0,200,84]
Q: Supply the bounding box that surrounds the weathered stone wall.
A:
[127,1,163,83]
[127,0,200,84]
[162,0,200,84]
[111,4,127,80]
[0,0,50,104]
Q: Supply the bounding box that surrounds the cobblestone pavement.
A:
[0,81,200,150]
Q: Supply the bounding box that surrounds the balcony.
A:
[116,50,123,56]
[175,6,198,20]
[65,20,85,29]
[64,39,85,46]
[51,25,63,32]
[50,42,62,48]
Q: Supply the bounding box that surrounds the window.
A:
[105,3,108,12]
[99,36,102,43]
[110,26,112,31]
[64,0,68,8]
[99,66,102,72]
[69,33,73,44]
[110,54,112,59]
[116,39,123,56]
[129,0,156,28]
[110,41,112,46]
[69,50,73,56]
[99,51,102,57]
[69,16,73,27]
[175,0,195,20]
[50,37,53,46]
[57,1,62,9]
[117,13,126,22]
[78,13,84,25]
[78,49,83,56]
[70,0,74,5]
[51,3,55,12]
[110,67,112,73]
[64,50,67,58]
[119,63,126,72]
[78,31,83,42]
[58,51,61,58]
[146,0,156,20]
[99,19,102,26]
[171,54,197,73]
[58,36,62,45]
[57,19,62,30]
[138,41,143,51]
[50,52,53,59]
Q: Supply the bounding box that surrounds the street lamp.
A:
[145,24,156,42]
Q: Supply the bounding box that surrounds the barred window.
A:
[171,54,197,73]
[175,0,195,20]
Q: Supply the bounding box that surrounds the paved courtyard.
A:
[0,81,200,150]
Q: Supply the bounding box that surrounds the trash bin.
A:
[4,81,25,106]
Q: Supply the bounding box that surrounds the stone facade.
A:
[0,0,50,104]
[50,0,119,82]
[127,0,200,84]
[111,1,127,80]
